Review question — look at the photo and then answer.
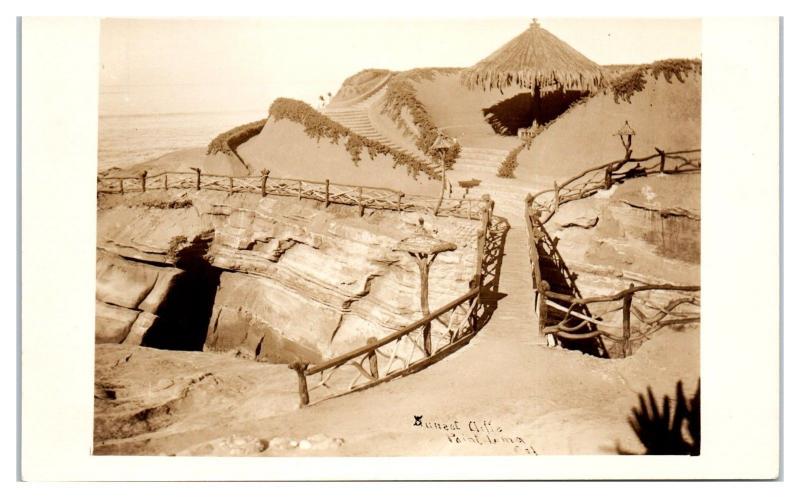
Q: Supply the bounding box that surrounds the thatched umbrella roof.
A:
[396,218,457,256]
[461,19,605,93]
[397,233,457,257]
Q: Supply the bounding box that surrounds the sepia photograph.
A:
[93,17,702,457]
[17,11,782,482]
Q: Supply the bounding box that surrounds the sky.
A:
[99,17,702,116]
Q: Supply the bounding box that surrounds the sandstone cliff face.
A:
[548,173,699,290]
[96,190,479,363]
[205,197,479,361]
[96,194,211,346]
[95,253,182,344]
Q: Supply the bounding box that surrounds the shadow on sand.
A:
[473,215,510,329]
[532,219,610,357]
[482,89,587,136]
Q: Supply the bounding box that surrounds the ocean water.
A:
[97,110,266,171]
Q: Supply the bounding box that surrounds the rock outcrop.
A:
[95,253,181,344]
[548,173,700,290]
[205,197,479,361]
[96,190,480,363]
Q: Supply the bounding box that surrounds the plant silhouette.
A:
[627,380,700,455]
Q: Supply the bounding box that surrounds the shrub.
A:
[610,58,701,103]
[497,138,533,178]
[650,58,701,84]
[610,67,648,103]
[166,235,189,260]
[268,98,438,180]
[142,199,194,209]
[207,119,267,156]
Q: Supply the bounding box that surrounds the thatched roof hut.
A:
[460,19,605,94]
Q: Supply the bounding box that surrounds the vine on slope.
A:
[207,119,268,156]
[497,138,533,178]
[497,59,701,175]
[381,68,462,169]
[611,59,701,103]
[268,98,438,180]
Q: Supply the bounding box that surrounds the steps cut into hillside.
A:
[322,86,429,164]
[446,146,541,222]
[322,74,534,222]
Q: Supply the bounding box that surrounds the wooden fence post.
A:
[358,186,365,216]
[396,191,403,212]
[415,255,433,357]
[553,181,560,213]
[119,178,124,194]
[538,280,550,338]
[472,205,488,290]
[261,169,270,197]
[192,168,201,190]
[297,180,303,200]
[325,179,330,207]
[140,171,147,193]
[423,324,432,356]
[366,337,379,379]
[656,147,666,174]
[228,177,234,194]
[289,362,310,407]
[622,283,634,357]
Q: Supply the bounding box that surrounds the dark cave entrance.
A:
[482,88,587,136]
[141,241,221,352]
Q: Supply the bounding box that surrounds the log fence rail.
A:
[525,147,701,356]
[98,170,485,220]
[99,168,495,405]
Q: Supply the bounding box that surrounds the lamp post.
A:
[397,218,457,356]
[431,132,457,216]
[605,121,637,189]
[615,120,636,155]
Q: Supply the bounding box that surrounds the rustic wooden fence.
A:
[99,167,496,404]
[97,169,486,220]
[528,148,701,225]
[290,197,496,406]
[525,147,701,357]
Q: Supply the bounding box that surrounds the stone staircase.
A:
[322,88,429,163]
[324,89,536,224]
[447,146,534,223]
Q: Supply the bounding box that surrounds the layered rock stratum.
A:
[96,190,480,362]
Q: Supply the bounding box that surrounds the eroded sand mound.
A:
[516,71,701,182]
[236,120,440,196]
[328,68,394,108]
